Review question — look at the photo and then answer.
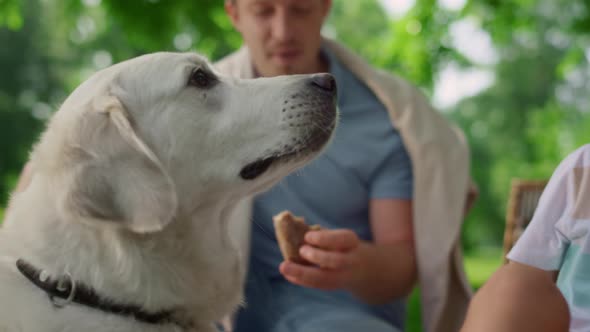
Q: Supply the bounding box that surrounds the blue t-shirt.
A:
[251,48,413,274]
[246,47,413,327]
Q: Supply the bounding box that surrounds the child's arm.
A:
[460,261,569,332]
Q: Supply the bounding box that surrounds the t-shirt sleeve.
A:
[507,152,577,271]
[368,133,413,200]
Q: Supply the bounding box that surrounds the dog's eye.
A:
[189,68,214,89]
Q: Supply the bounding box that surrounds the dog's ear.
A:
[58,96,178,233]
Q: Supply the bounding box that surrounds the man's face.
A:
[226,0,331,77]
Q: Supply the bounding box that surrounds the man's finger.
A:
[299,245,351,269]
[279,261,343,290]
[305,229,359,251]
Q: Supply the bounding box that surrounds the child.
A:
[461,144,590,331]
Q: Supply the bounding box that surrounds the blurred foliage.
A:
[1,0,589,252]
[0,0,22,29]
[1,1,589,331]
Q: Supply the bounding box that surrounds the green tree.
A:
[2,1,590,330]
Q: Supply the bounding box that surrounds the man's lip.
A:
[272,50,302,59]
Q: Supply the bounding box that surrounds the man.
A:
[216,1,476,331]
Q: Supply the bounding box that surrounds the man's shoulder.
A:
[324,39,398,77]
[213,49,239,69]
[324,39,421,100]
[214,47,251,78]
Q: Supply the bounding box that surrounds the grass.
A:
[405,246,503,331]
[464,247,504,289]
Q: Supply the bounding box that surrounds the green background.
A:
[1,0,589,330]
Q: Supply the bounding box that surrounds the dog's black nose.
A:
[310,73,336,94]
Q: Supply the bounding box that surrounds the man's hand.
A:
[280,199,416,304]
[279,229,364,290]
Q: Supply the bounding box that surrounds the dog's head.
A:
[33,52,337,233]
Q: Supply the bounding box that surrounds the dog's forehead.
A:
[83,52,205,85]
[134,52,209,68]
[82,52,206,85]
[61,52,212,113]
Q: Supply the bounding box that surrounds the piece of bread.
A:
[273,211,320,264]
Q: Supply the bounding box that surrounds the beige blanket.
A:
[216,38,475,332]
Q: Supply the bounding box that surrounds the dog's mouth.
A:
[240,156,279,180]
[240,89,338,181]
[239,128,334,180]
[239,149,305,180]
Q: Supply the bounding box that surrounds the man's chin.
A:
[260,66,296,77]
[262,58,306,76]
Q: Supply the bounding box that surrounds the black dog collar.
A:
[16,258,192,329]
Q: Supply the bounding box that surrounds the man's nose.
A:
[271,10,295,41]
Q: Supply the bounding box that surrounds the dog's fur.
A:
[0,52,337,331]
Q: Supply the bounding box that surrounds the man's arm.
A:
[280,198,417,305]
[460,262,569,332]
[348,198,416,304]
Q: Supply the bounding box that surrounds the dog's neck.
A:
[2,177,245,323]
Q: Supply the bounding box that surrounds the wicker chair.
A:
[503,179,548,262]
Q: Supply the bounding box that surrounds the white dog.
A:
[0,52,337,331]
